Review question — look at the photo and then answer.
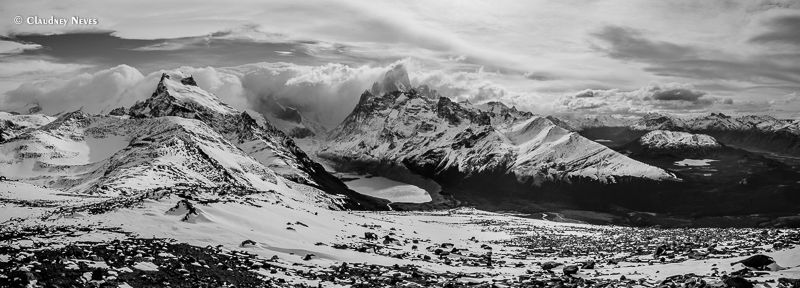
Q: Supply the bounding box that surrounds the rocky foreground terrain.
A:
[2,179,800,287]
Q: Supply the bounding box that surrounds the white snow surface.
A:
[3,181,799,287]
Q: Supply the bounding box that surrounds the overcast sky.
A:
[1,0,799,121]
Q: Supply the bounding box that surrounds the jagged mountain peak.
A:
[40,110,91,131]
[130,73,238,119]
[370,64,412,96]
[476,101,535,127]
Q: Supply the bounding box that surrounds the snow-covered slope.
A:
[552,114,638,130]
[638,130,721,151]
[322,66,678,208]
[0,112,54,143]
[0,111,285,196]
[5,179,800,287]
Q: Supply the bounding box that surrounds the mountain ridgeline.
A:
[570,113,800,158]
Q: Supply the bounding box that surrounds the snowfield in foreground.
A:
[2,180,799,287]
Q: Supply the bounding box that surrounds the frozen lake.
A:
[345,176,432,203]
[674,158,717,167]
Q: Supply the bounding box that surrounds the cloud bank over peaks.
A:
[2,60,794,128]
[3,65,145,114]
[558,83,725,116]
[0,62,394,126]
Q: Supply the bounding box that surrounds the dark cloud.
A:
[592,26,695,62]
[592,25,800,90]
[650,87,705,101]
[749,14,800,46]
[574,90,595,98]
[3,31,388,74]
[644,58,800,84]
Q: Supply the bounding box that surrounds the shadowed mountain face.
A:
[568,113,800,161]
[546,115,800,226]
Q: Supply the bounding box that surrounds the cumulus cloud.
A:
[2,57,796,128]
[221,62,387,125]
[2,65,145,114]
[1,59,564,126]
[0,59,89,78]
[0,62,389,126]
[559,83,718,115]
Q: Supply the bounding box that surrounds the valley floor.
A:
[2,180,800,287]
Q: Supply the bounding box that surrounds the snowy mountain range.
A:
[561,112,800,157]
[634,130,722,156]
[0,73,388,210]
[319,65,685,212]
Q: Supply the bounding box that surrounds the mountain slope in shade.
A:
[321,66,678,211]
[564,113,800,158]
